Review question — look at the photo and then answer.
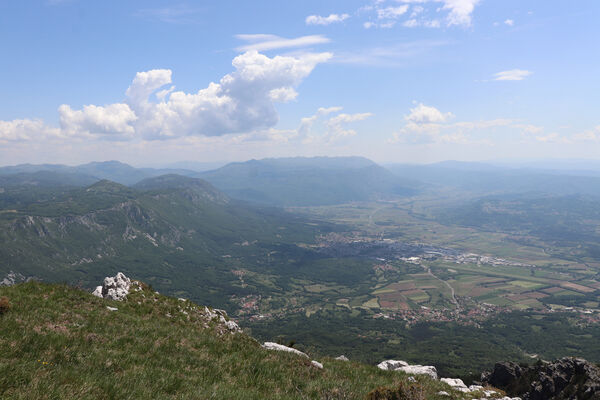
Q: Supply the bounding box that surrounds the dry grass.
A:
[0,296,10,315]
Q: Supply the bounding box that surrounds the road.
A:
[423,265,459,309]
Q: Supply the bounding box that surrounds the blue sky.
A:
[1,0,599,166]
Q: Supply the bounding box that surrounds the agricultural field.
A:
[284,196,600,317]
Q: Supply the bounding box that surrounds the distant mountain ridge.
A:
[200,156,419,206]
[0,157,421,206]
[9,157,600,206]
[387,161,600,197]
[0,160,199,186]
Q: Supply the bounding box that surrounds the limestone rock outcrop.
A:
[92,272,131,301]
[203,306,241,333]
[482,357,600,400]
[377,359,438,379]
[262,342,309,358]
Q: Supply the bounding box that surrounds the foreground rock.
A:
[262,342,309,358]
[377,360,438,379]
[92,272,131,301]
[482,357,600,399]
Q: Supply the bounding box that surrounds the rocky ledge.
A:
[482,357,600,400]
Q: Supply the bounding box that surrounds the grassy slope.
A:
[0,282,500,400]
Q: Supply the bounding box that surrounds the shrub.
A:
[365,382,425,400]
[0,296,10,315]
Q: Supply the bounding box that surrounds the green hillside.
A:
[0,175,332,308]
[0,281,485,400]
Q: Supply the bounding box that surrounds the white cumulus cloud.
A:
[299,107,372,143]
[390,103,518,145]
[26,50,331,142]
[129,51,332,139]
[59,103,137,138]
[305,13,350,25]
[326,112,374,139]
[405,103,453,124]
[442,0,480,27]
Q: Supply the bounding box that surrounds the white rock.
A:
[225,320,241,333]
[441,378,466,388]
[377,360,437,379]
[377,360,409,370]
[400,365,438,379]
[441,377,469,391]
[103,272,131,301]
[92,286,103,298]
[437,391,450,396]
[335,355,349,361]
[92,272,131,301]
[106,306,118,311]
[311,360,323,369]
[262,342,309,358]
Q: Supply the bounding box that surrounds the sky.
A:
[0,0,599,166]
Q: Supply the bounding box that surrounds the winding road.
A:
[423,265,459,309]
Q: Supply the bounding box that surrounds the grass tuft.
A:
[0,296,10,314]
[366,382,425,400]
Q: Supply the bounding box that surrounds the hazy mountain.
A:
[0,170,98,188]
[387,161,600,197]
[0,161,201,186]
[201,157,419,206]
[159,161,228,172]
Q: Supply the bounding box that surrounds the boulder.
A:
[335,355,349,361]
[92,286,103,298]
[224,320,241,333]
[91,272,131,301]
[482,357,600,400]
[377,360,409,370]
[377,360,438,379]
[401,365,438,380]
[311,360,323,369]
[103,272,131,301]
[441,377,469,392]
[262,342,308,358]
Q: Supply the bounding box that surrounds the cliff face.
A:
[482,357,600,400]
